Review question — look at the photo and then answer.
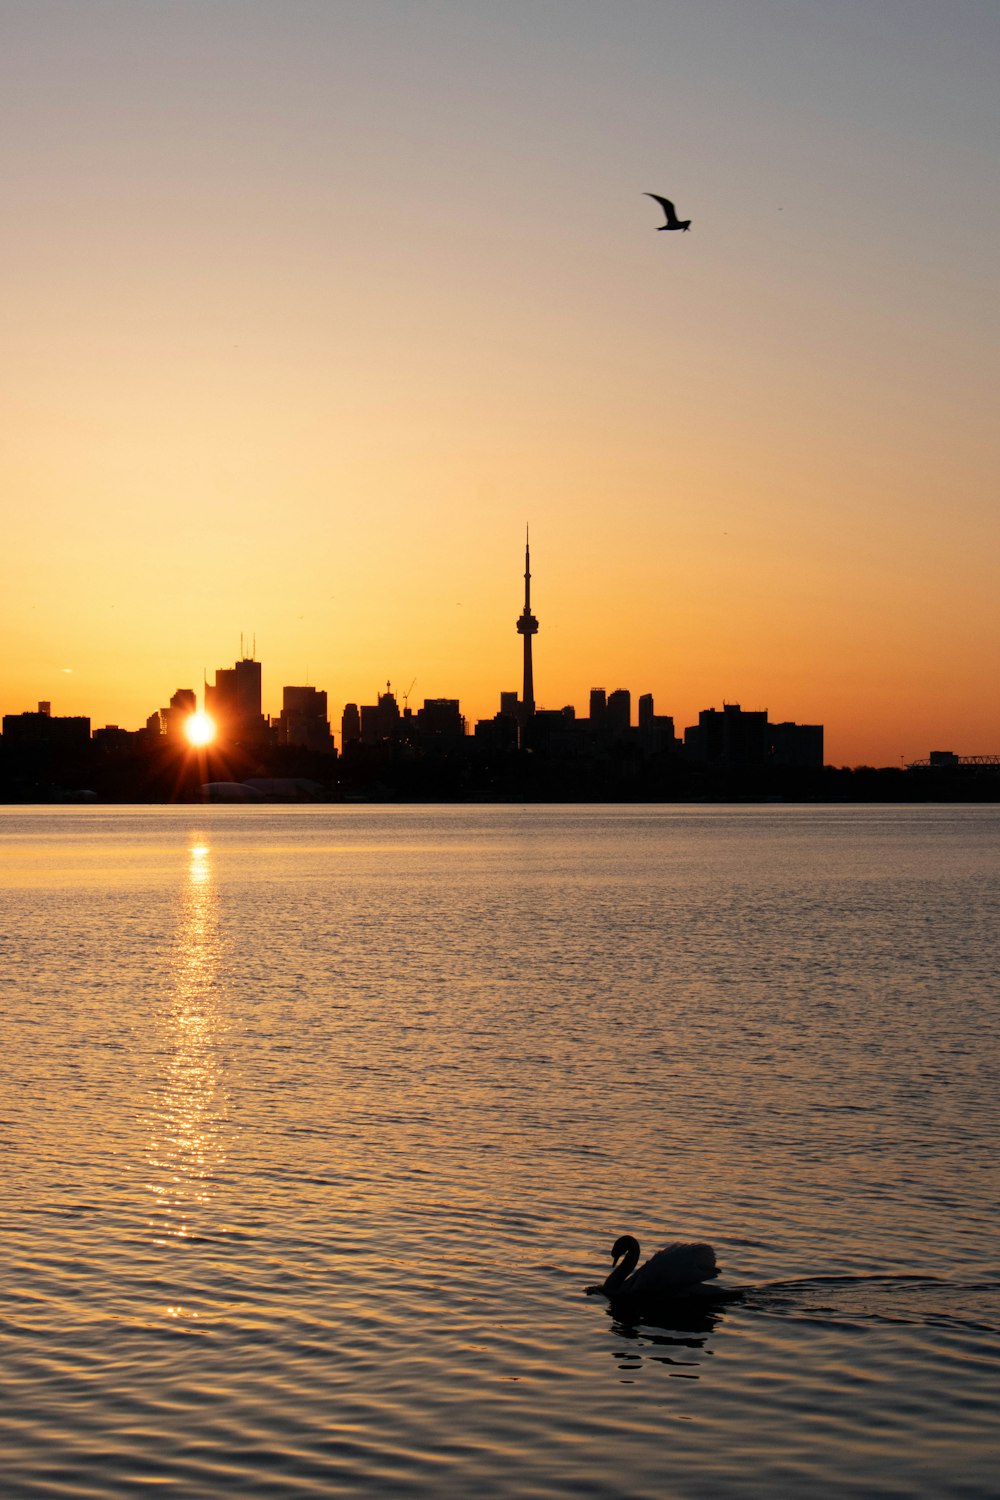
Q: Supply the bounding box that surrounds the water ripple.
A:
[2,806,999,1498]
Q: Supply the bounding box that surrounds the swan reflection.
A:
[145,836,229,1252]
[605,1296,730,1380]
[610,1297,729,1337]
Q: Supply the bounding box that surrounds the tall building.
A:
[638,693,676,754]
[277,686,332,753]
[358,687,401,745]
[341,703,361,748]
[142,687,195,745]
[606,689,631,736]
[413,698,466,745]
[515,529,538,726]
[205,653,266,743]
[682,705,823,769]
[164,688,196,743]
[684,704,768,766]
[2,707,90,752]
[769,721,824,768]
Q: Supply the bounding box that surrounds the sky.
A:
[2,0,998,766]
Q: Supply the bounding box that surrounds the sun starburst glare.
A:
[184,712,216,748]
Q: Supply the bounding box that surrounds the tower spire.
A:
[516,526,538,726]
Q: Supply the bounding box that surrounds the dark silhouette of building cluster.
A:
[4,536,991,803]
[341,690,466,755]
[145,687,196,744]
[2,701,91,758]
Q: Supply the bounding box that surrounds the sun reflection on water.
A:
[145,836,229,1259]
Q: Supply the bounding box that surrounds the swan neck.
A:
[604,1239,640,1294]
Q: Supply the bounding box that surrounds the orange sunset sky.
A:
[3,1,998,766]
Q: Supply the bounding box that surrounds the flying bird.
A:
[644,193,691,232]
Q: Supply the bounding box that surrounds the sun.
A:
[184,711,216,748]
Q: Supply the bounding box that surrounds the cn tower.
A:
[516,528,538,722]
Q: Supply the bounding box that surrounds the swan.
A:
[586,1235,719,1301]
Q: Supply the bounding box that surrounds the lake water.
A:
[2,804,998,1498]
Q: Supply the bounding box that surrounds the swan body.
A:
[586,1235,719,1300]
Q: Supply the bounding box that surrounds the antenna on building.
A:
[516,527,538,723]
[252,633,256,660]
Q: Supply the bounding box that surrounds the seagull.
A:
[645,193,691,232]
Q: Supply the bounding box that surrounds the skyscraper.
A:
[341,703,361,748]
[205,653,266,743]
[277,686,332,752]
[606,689,631,736]
[516,529,538,725]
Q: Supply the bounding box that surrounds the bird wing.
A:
[644,193,679,227]
[631,1241,719,1295]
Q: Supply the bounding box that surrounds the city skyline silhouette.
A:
[3,528,997,775]
[3,534,831,762]
[2,4,997,769]
[6,528,996,798]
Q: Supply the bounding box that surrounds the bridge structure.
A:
[907,753,1000,771]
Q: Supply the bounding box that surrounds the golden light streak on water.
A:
[144,836,230,1269]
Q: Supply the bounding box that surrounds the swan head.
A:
[584,1234,643,1296]
[598,1234,641,1295]
[611,1234,640,1264]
